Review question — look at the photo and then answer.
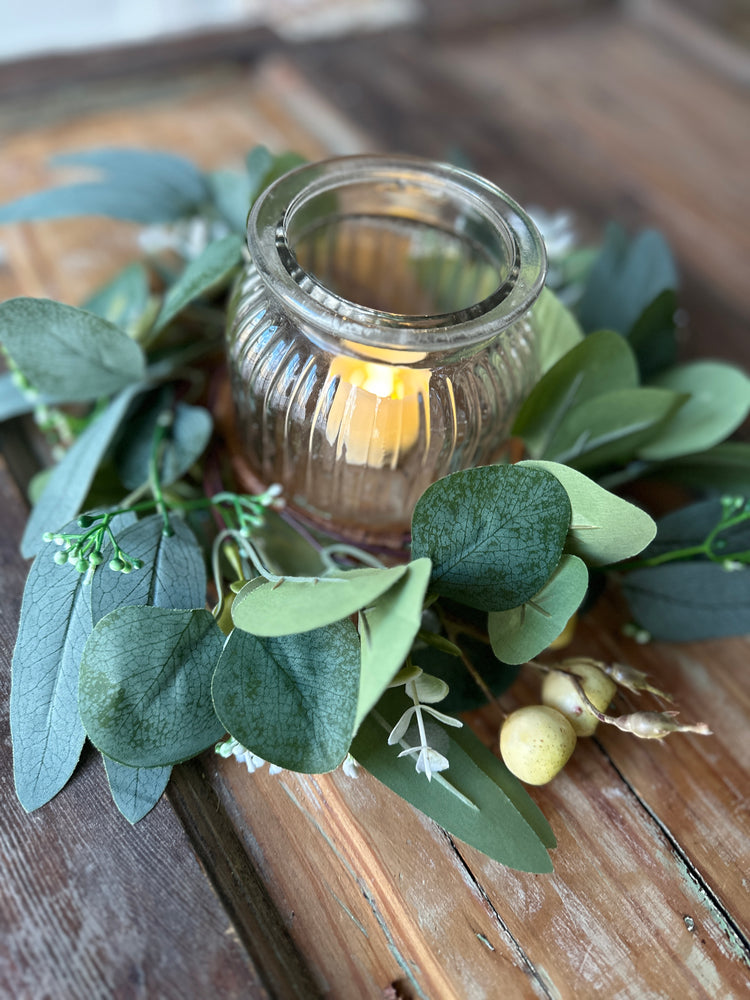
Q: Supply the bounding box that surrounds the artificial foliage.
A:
[1,147,749,874]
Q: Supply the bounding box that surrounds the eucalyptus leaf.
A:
[0,148,209,223]
[0,298,146,401]
[577,224,678,336]
[352,691,554,873]
[206,169,255,233]
[79,607,225,767]
[519,460,656,565]
[637,361,750,462]
[356,558,432,728]
[412,639,519,714]
[102,755,171,824]
[232,563,408,636]
[627,289,678,377]
[548,386,687,470]
[83,262,150,333]
[91,515,206,625]
[634,498,750,562]
[621,561,750,641]
[411,465,571,612]
[531,286,585,374]
[245,145,276,189]
[115,396,213,490]
[250,510,327,577]
[652,443,750,495]
[22,385,141,557]
[513,330,639,458]
[212,619,361,772]
[488,555,588,664]
[0,373,37,421]
[10,524,92,811]
[154,233,243,332]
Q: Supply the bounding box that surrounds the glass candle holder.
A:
[226,155,546,535]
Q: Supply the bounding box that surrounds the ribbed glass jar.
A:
[226,155,546,534]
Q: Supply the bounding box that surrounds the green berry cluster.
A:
[44,513,143,576]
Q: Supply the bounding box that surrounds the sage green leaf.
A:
[531,286,585,374]
[102,755,171,824]
[578,224,678,336]
[352,690,554,872]
[232,563,408,636]
[10,523,92,811]
[22,385,141,557]
[83,262,150,334]
[79,607,224,767]
[411,465,571,612]
[653,443,750,495]
[212,619,360,772]
[356,558,432,728]
[245,145,276,189]
[251,510,327,577]
[548,387,687,471]
[621,562,750,642]
[637,361,750,462]
[488,555,588,664]
[513,330,639,458]
[91,515,206,625]
[154,233,243,332]
[0,148,209,223]
[520,460,656,565]
[0,298,146,401]
[206,169,255,232]
[627,289,678,377]
[0,373,36,421]
[115,397,213,490]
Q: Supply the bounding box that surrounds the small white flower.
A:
[398,745,450,781]
[215,736,283,775]
[341,753,360,779]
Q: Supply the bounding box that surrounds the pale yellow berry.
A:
[500,705,577,785]
[541,659,617,737]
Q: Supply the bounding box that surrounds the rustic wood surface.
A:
[1,4,749,998]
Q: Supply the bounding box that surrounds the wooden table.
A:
[1,6,749,997]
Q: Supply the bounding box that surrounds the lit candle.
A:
[325,355,432,469]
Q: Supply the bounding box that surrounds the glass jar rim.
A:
[247,154,547,353]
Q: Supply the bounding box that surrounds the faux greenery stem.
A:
[622,503,750,571]
[149,413,174,536]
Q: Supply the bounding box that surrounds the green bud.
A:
[131,558,144,570]
[53,551,68,566]
[77,514,95,528]
[121,564,133,574]
[43,532,54,543]
[75,559,88,574]
[88,551,104,567]
[109,558,124,572]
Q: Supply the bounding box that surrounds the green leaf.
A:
[651,443,750,494]
[577,224,678,336]
[488,555,588,664]
[231,563,408,636]
[115,396,213,490]
[212,619,360,772]
[547,386,687,470]
[635,498,750,561]
[411,465,571,612]
[519,460,656,565]
[102,755,171,824]
[154,233,243,332]
[250,510,327,577]
[0,148,209,224]
[412,637,519,713]
[0,298,146,401]
[531,286,585,374]
[513,330,639,458]
[91,515,206,625]
[356,558,432,728]
[352,691,554,873]
[83,263,151,334]
[254,150,307,189]
[621,561,750,641]
[22,385,141,557]
[10,524,92,810]
[0,373,37,421]
[637,361,750,462]
[79,607,225,767]
[627,289,678,377]
[206,169,255,232]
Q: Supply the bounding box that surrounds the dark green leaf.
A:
[83,262,150,334]
[22,385,141,557]
[91,515,206,625]
[412,639,519,713]
[0,148,209,223]
[531,286,584,374]
[621,561,750,641]
[115,396,213,490]
[627,290,678,377]
[636,498,750,561]
[154,233,243,332]
[411,465,571,612]
[79,607,224,767]
[513,330,639,458]
[547,387,687,470]
[357,558,432,728]
[352,691,554,872]
[0,298,145,401]
[637,361,750,462]
[519,460,656,565]
[651,443,750,494]
[488,555,588,664]
[232,563,408,636]
[10,524,92,810]
[102,755,171,824]
[577,224,678,336]
[212,619,360,772]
